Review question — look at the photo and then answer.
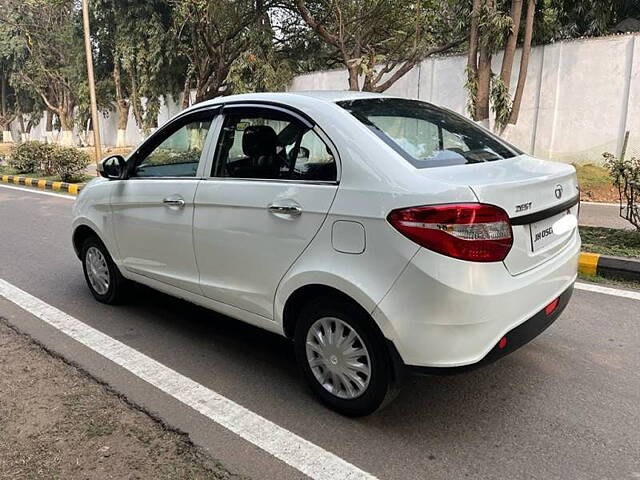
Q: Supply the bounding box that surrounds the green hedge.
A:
[8,141,90,182]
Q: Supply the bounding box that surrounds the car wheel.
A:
[81,235,126,304]
[294,296,395,416]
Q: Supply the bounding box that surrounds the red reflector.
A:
[545,298,560,315]
[498,336,507,349]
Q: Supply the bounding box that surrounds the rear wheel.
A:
[81,236,126,304]
[294,296,396,416]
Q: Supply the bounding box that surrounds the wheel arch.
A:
[282,284,375,339]
[72,223,109,259]
[282,282,407,385]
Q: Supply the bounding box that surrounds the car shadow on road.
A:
[114,283,556,435]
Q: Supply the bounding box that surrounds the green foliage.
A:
[477,3,513,53]
[580,226,640,258]
[603,151,640,231]
[49,145,91,182]
[172,0,266,101]
[8,141,89,182]
[7,141,42,173]
[291,0,467,92]
[5,0,86,130]
[535,0,640,44]
[465,65,478,117]
[226,50,293,95]
[490,75,512,129]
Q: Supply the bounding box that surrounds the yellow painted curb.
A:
[579,252,600,276]
[0,175,84,196]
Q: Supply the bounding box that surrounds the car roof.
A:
[186,90,394,112]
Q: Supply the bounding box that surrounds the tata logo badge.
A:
[554,184,563,199]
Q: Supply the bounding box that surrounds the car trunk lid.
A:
[419,155,579,275]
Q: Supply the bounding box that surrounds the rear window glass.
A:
[337,98,519,168]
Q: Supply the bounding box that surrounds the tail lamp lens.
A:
[387,203,513,262]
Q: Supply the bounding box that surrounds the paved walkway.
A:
[579,202,634,230]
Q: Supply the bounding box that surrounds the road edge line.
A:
[0,183,76,199]
[0,278,375,480]
[575,281,640,300]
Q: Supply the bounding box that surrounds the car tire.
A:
[294,296,396,417]
[81,235,126,304]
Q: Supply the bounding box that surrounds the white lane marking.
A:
[0,183,75,200]
[0,278,374,480]
[579,201,621,207]
[576,282,640,301]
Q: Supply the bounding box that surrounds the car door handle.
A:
[268,204,302,216]
[163,196,185,208]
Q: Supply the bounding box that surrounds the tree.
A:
[93,0,178,141]
[0,65,17,142]
[465,0,535,130]
[9,0,86,145]
[225,10,293,94]
[290,0,466,92]
[0,5,24,143]
[14,87,44,141]
[172,0,269,103]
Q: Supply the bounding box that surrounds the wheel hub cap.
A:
[85,246,110,295]
[305,317,371,399]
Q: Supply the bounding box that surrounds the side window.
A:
[212,109,336,182]
[134,117,213,178]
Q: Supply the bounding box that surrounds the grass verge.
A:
[578,272,640,291]
[573,163,618,203]
[579,226,640,258]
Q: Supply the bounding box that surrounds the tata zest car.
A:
[72,91,580,416]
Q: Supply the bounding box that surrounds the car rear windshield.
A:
[337,98,519,168]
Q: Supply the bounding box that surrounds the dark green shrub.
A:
[7,141,43,174]
[604,151,640,231]
[49,145,90,182]
[8,141,90,182]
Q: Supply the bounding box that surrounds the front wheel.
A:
[294,297,396,416]
[81,236,126,304]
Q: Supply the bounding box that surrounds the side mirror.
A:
[98,155,127,180]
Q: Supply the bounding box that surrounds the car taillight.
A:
[387,203,513,262]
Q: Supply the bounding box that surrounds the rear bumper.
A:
[372,229,580,368]
[405,283,573,375]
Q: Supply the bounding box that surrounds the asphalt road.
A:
[0,184,639,480]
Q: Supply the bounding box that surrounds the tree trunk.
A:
[58,107,74,146]
[467,0,482,76]
[476,45,492,124]
[508,0,535,124]
[45,110,54,144]
[347,63,360,91]
[500,0,523,86]
[1,72,5,119]
[113,59,130,146]
[181,75,191,110]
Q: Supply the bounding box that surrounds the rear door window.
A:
[212,108,337,182]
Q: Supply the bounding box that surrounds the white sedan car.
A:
[72,91,580,416]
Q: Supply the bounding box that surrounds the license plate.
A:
[529,211,569,253]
